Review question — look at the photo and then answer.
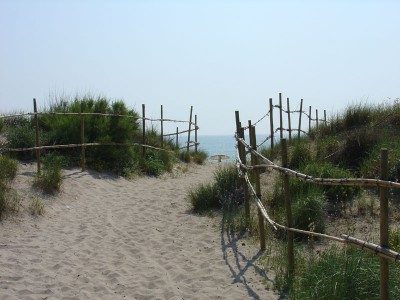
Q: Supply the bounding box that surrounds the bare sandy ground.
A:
[0,162,277,300]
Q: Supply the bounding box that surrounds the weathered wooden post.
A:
[249,121,266,251]
[287,98,292,141]
[160,105,164,147]
[269,98,274,149]
[282,138,294,278]
[80,105,85,172]
[324,110,327,125]
[176,127,179,148]
[316,109,319,129]
[33,98,41,174]
[308,106,312,133]
[142,104,146,158]
[380,148,389,300]
[279,93,283,139]
[298,99,303,139]
[235,111,250,227]
[187,106,193,153]
[195,115,198,153]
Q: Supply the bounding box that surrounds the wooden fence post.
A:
[324,110,327,125]
[176,127,179,148]
[80,107,85,172]
[160,105,164,147]
[195,115,198,153]
[142,104,146,158]
[235,111,250,227]
[316,109,319,129]
[287,97,291,141]
[380,148,389,300]
[269,98,274,149]
[308,106,312,133]
[281,138,294,278]
[33,98,41,174]
[187,106,193,153]
[279,93,283,139]
[249,121,266,251]
[298,99,303,139]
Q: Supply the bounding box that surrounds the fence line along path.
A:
[235,94,399,300]
[1,99,201,174]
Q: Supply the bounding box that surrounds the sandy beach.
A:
[0,163,276,300]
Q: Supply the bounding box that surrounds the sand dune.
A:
[0,163,276,299]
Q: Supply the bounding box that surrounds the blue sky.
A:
[1,0,399,135]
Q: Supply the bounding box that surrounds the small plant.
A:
[33,154,62,193]
[179,151,191,163]
[29,197,44,216]
[290,246,400,299]
[191,150,208,164]
[188,183,218,212]
[389,227,400,252]
[289,140,312,169]
[0,155,18,182]
[187,165,243,213]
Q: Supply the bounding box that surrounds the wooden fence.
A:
[0,99,200,174]
[251,92,327,149]
[234,93,399,300]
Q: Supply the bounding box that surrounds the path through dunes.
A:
[0,163,276,299]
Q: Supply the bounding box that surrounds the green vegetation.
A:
[289,247,400,299]
[0,155,19,218]
[33,154,63,194]
[188,165,243,213]
[29,197,44,216]
[179,150,208,164]
[2,95,195,177]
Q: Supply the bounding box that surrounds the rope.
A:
[235,142,400,261]
[0,142,176,154]
[236,135,400,189]
[243,110,271,131]
[0,112,196,126]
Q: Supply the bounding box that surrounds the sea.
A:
[195,134,271,162]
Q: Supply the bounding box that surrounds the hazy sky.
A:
[1,0,399,135]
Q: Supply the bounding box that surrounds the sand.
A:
[0,162,277,300]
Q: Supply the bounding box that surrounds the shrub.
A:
[34,154,62,193]
[188,183,218,212]
[191,150,208,165]
[290,247,400,299]
[0,156,19,219]
[302,162,360,214]
[0,156,18,182]
[6,122,36,160]
[188,165,243,212]
[179,150,191,163]
[214,166,244,210]
[292,189,326,234]
[289,140,312,169]
[29,197,44,216]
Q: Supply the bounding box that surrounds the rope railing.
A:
[1,100,201,173]
[237,135,400,189]
[0,111,197,126]
[234,134,400,263]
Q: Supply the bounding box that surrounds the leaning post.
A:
[282,138,295,279]
[33,98,41,174]
[269,98,274,149]
[195,115,198,153]
[287,97,292,141]
[249,121,266,251]
[308,106,312,134]
[142,104,146,159]
[160,105,164,147]
[380,148,389,300]
[186,106,193,153]
[279,93,283,139]
[298,99,303,139]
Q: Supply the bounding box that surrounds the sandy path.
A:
[0,163,276,300]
